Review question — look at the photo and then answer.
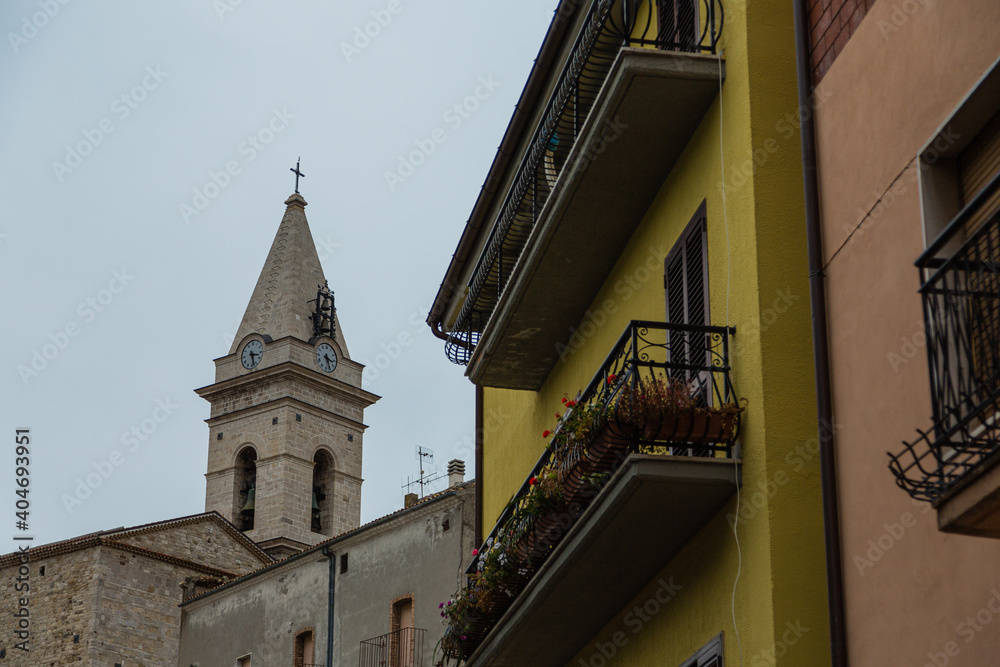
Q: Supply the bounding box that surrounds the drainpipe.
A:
[791,2,848,665]
[322,546,336,667]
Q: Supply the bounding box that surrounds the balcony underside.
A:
[937,449,1000,538]
[466,454,740,667]
[467,49,723,390]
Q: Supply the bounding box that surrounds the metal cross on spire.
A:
[290,157,305,194]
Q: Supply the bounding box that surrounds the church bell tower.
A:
[196,190,378,559]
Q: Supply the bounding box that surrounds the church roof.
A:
[0,511,273,571]
[229,193,350,356]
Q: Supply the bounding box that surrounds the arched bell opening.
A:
[235,446,258,532]
[312,449,335,535]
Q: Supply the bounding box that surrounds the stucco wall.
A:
[335,494,471,667]
[813,0,1000,664]
[179,556,325,665]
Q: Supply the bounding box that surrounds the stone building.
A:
[177,477,475,667]
[199,191,379,559]
[0,513,271,666]
[0,189,466,666]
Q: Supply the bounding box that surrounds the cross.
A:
[290,158,305,194]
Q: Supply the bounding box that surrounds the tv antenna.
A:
[402,446,446,499]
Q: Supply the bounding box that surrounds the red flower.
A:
[567,400,577,408]
[607,374,618,383]
[472,548,479,556]
[561,397,568,404]
[542,430,552,438]
[555,413,561,419]
[529,477,537,486]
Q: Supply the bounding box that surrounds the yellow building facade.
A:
[428,1,831,664]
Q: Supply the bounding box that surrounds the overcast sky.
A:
[0,1,555,547]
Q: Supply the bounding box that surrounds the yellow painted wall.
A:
[479,0,830,664]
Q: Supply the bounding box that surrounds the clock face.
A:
[241,339,264,370]
[316,342,338,373]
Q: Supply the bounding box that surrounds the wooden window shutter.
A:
[664,202,710,393]
[657,0,699,49]
[664,202,709,328]
[679,634,724,667]
[957,110,1000,394]
[959,108,1000,234]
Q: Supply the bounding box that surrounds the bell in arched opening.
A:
[242,485,256,512]
[312,449,335,536]
[311,485,324,533]
[240,484,256,531]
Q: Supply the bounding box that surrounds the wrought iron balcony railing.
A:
[889,171,1000,503]
[444,0,723,365]
[467,320,738,576]
[359,627,426,667]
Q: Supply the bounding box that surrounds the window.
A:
[293,630,315,667]
[664,202,709,330]
[658,0,699,50]
[916,60,1000,440]
[680,634,723,667]
[236,655,252,667]
[956,110,1000,401]
[891,59,1000,513]
[390,596,416,667]
[664,202,710,394]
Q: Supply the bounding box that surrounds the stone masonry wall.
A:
[87,545,210,667]
[0,549,97,665]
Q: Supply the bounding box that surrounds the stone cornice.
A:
[203,395,369,431]
[195,361,379,408]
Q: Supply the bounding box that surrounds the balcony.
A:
[359,627,426,667]
[441,321,741,665]
[889,172,1000,536]
[441,0,724,390]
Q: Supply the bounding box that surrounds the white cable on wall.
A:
[717,44,744,667]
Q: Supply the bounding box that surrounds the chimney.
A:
[404,493,419,508]
[448,459,466,488]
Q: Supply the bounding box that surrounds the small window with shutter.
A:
[679,633,723,666]
[664,201,709,329]
[664,202,710,401]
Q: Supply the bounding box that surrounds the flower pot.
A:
[643,410,738,444]
[515,503,574,567]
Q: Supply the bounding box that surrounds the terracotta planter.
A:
[515,503,575,567]
[635,410,738,444]
[561,464,600,507]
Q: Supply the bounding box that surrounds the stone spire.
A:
[229,193,349,356]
